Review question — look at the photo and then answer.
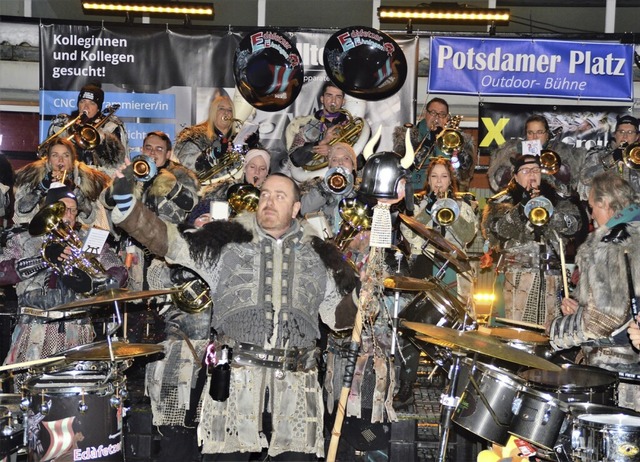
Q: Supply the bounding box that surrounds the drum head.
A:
[323,26,407,101]
[234,29,304,112]
[519,363,618,392]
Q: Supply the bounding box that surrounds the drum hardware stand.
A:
[390,250,404,356]
[436,350,465,462]
[553,442,572,462]
[105,299,124,363]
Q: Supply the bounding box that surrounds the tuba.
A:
[431,193,460,227]
[227,183,260,215]
[333,198,372,251]
[29,202,108,293]
[524,196,554,226]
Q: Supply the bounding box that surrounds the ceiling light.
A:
[81,1,214,17]
[378,6,510,25]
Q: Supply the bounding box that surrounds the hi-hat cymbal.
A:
[403,321,560,372]
[399,214,470,272]
[0,356,67,373]
[51,288,179,312]
[383,276,437,292]
[60,341,164,361]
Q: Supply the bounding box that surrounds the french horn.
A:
[233,29,304,112]
[323,26,407,101]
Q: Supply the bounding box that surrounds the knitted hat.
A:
[78,83,104,111]
[44,182,76,207]
[510,154,541,174]
[328,142,357,169]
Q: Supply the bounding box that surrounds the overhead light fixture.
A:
[81,1,214,17]
[378,5,510,25]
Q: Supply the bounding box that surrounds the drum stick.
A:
[553,231,570,299]
[494,317,545,331]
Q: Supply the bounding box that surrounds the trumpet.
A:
[416,115,464,170]
[431,194,460,227]
[130,155,158,182]
[333,198,372,251]
[603,141,640,170]
[323,166,354,195]
[524,196,554,226]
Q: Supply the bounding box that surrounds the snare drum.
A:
[452,361,523,445]
[24,368,124,462]
[572,411,640,462]
[518,363,618,405]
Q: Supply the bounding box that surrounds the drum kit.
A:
[0,288,172,461]
[386,215,640,462]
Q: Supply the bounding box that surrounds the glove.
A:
[111,165,135,212]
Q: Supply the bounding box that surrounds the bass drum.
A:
[24,367,124,462]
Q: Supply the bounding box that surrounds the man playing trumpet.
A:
[481,154,585,326]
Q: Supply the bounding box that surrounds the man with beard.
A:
[46,82,127,176]
[481,154,584,326]
[107,169,357,460]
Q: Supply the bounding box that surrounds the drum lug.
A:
[511,396,522,415]
[542,405,551,424]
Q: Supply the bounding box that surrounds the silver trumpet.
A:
[323,166,354,195]
[431,196,460,227]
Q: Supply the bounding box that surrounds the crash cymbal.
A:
[494,317,546,331]
[51,288,179,312]
[0,356,67,373]
[399,214,470,270]
[61,341,164,361]
[403,321,560,371]
[383,276,438,292]
[476,326,549,344]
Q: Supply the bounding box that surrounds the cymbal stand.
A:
[105,299,124,363]
[390,250,404,356]
[436,350,465,462]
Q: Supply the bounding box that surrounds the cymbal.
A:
[398,214,470,271]
[403,321,560,372]
[0,356,67,373]
[61,341,164,361]
[383,276,437,292]
[51,288,179,312]
[476,326,549,344]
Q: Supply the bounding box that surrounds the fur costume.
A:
[13,159,110,227]
[392,122,476,191]
[549,221,640,411]
[112,201,357,456]
[47,113,127,176]
[578,144,640,201]
[481,179,584,326]
[488,138,585,193]
[174,122,235,173]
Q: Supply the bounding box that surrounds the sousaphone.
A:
[323,26,407,101]
[234,28,304,112]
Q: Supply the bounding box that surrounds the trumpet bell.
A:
[431,198,459,227]
[29,202,67,236]
[540,149,561,175]
[323,26,407,101]
[234,29,304,112]
[623,142,640,170]
[524,196,554,226]
[131,155,158,182]
[324,166,354,195]
[73,125,101,151]
[334,198,372,251]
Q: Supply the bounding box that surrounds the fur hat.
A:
[616,115,639,131]
[510,154,541,174]
[78,83,104,111]
[44,182,76,206]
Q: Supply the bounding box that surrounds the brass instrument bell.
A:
[131,155,158,182]
[431,197,460,227]
[539,150,561,175]
[227,183,260,215]
[524,196,554,226]
[334,198,372,251]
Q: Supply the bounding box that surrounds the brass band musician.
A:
[578,114,640,200]
[46,82,128,176]
[481,154,585,327]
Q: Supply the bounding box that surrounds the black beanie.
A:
[44,182,77,207]
[510,154,541,174]
[78,83,104,111]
